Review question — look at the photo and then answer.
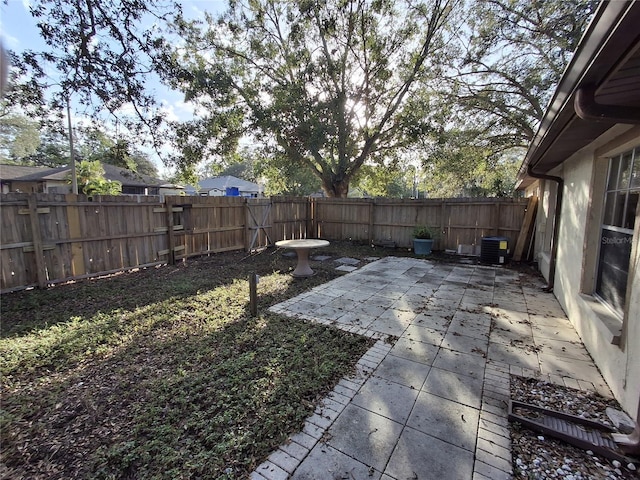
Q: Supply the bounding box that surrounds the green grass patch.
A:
[1,245,378,479]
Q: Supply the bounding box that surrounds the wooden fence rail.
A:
[0,193,529,292]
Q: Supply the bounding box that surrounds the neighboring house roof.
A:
[100,164,178,188]
[185,175,261,194]
[198,175,261,192]
[517,1,640,188]
[0,163,181,189]
[0,164,67,181]
[3,165,70,182]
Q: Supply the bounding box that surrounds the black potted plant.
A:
[412,225,437,255]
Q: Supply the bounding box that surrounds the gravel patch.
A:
[510,375,639,480]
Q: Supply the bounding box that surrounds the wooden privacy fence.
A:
[311,197,530,251]
[0,193,530,292]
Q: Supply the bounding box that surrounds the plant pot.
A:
[413,238,434,255]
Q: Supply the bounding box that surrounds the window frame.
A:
[595,146,639,316]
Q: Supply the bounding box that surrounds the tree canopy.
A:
[449,0,598,152]
[0,113,160,178]
[6,0,180,148]
[0,114,41,163]
[413,0,597,197]
[77,128,159,177]
[170,0,459,197]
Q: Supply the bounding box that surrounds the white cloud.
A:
[185,1,227,19]
[2,32,20,50]
[159,98,196,122]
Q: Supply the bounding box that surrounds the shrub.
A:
[412,225,438,239]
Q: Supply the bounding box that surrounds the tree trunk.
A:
[321,177,350,198]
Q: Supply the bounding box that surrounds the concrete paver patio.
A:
[252,256,612,480]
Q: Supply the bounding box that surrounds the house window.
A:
[122,186,146,195]
[596,146,639,315]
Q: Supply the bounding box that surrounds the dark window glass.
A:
[602,191,615,226]
[597,229,633,313]
[607,158,620,191]
[122,186,146,195]
[625,192,639,230]
[612,193,626,228]
[631,152,640,189]
[619,151,633,189]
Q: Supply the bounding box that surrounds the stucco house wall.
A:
[0,179,70,194]
[516,0,640,427]
[532,126,640,420]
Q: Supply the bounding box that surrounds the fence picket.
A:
[26,195,47,288]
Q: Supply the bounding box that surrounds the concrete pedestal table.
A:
[275,239,330,277]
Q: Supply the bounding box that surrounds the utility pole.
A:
[66,97,78,194]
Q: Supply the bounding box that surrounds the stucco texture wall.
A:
[552,137,640,421]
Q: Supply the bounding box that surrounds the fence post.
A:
[245,198,251,251]
[27,195,47,288]
[368,198,375,245]
[165,196,176,265]
[249,273,258,317]
[440,200,447,251]
[514,196,538,261]
[308,197,315,238]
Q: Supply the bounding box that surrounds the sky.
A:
[0,0,227,178]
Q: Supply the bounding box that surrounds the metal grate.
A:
[508,400,636,465]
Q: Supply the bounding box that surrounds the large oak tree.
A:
[7,0,597,197]
[170,0,460,197]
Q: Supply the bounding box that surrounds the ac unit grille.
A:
[481,236,509,264]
